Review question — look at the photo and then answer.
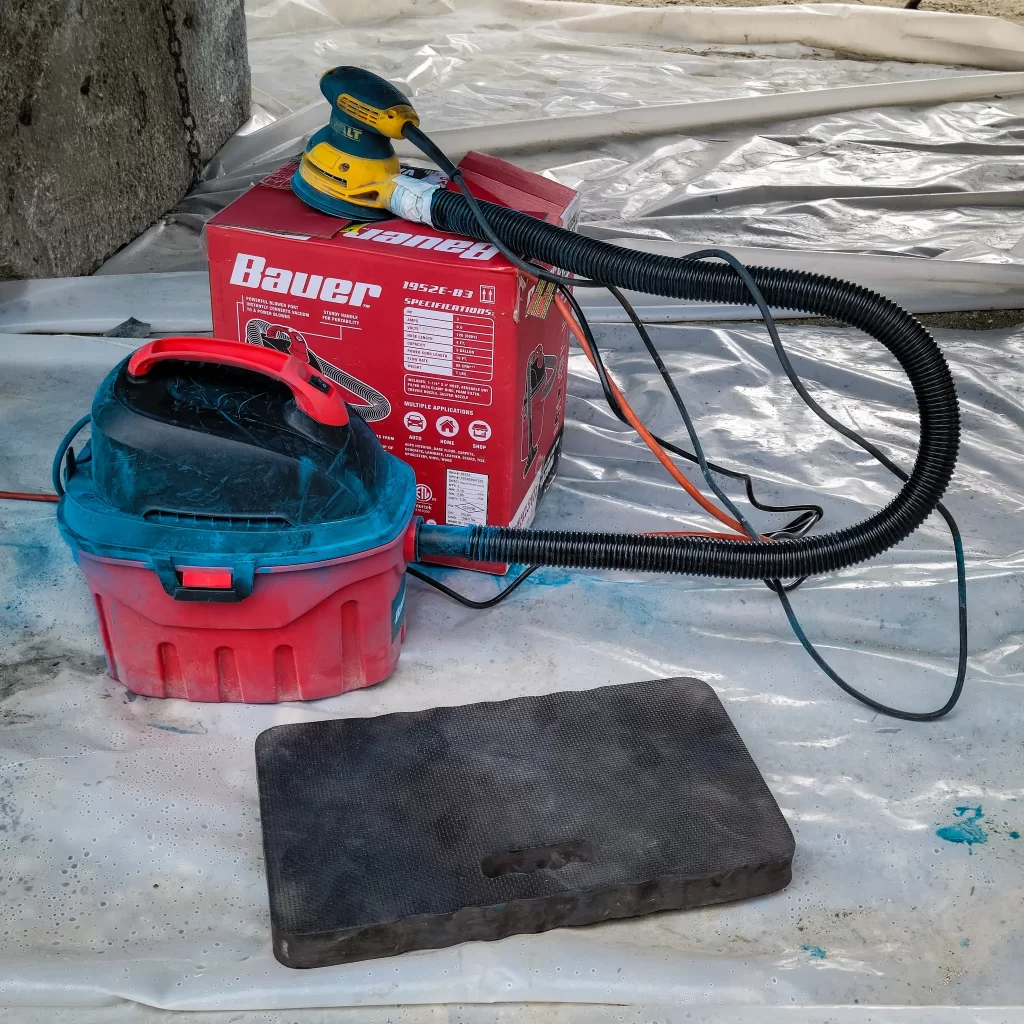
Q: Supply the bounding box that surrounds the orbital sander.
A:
[291,67,419,220]
[55,67,964,717]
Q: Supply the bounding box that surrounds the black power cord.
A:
[407,123,823,539]
[565,263,968,722]
[556,284,813,595]
[560,288,824,542]
[555,285,822,544]
[407,563,539,609]
[52,415,92,497]
[404,123,968,720]
[661,252,967,720]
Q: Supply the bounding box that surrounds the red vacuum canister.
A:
[56,338,417,702]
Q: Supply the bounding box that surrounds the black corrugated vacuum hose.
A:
[422,189,960,581]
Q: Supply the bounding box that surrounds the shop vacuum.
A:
[56,67,964,715]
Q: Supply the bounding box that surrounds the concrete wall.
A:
[0,0,250,279]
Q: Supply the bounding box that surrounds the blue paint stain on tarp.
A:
[801,945,827,960]
[1010,831,1020,840]
[530,571,665,628]
[961,938,971,948]
[149,724,203,735]
[7,542,52,578]
[2,539,58,595]
[529,568,575,588]
[936,806,987,852]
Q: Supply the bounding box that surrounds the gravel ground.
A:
[555,0,1024,23]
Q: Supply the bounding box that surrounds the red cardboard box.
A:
[206,155,578,572]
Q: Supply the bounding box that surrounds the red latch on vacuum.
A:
[178,568,234,589]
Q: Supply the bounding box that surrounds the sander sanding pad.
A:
[255,677,794,968]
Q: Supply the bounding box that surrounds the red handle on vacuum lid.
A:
[127,337,349,427]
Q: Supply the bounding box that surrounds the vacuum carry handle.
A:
[127,337,349,427]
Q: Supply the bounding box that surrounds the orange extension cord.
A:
[0,491,58,503]
[553,291,758,542]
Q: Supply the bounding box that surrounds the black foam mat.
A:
[256,677,794,968]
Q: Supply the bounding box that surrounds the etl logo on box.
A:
[229,253,382,306]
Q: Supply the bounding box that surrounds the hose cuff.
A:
[387,175,439,225]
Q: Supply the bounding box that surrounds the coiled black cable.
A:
[426,190,960,581]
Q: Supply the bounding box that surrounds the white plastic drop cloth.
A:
[1,315,1023,1017]
[3,2,1024,1020]
[94,0,1024,301]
